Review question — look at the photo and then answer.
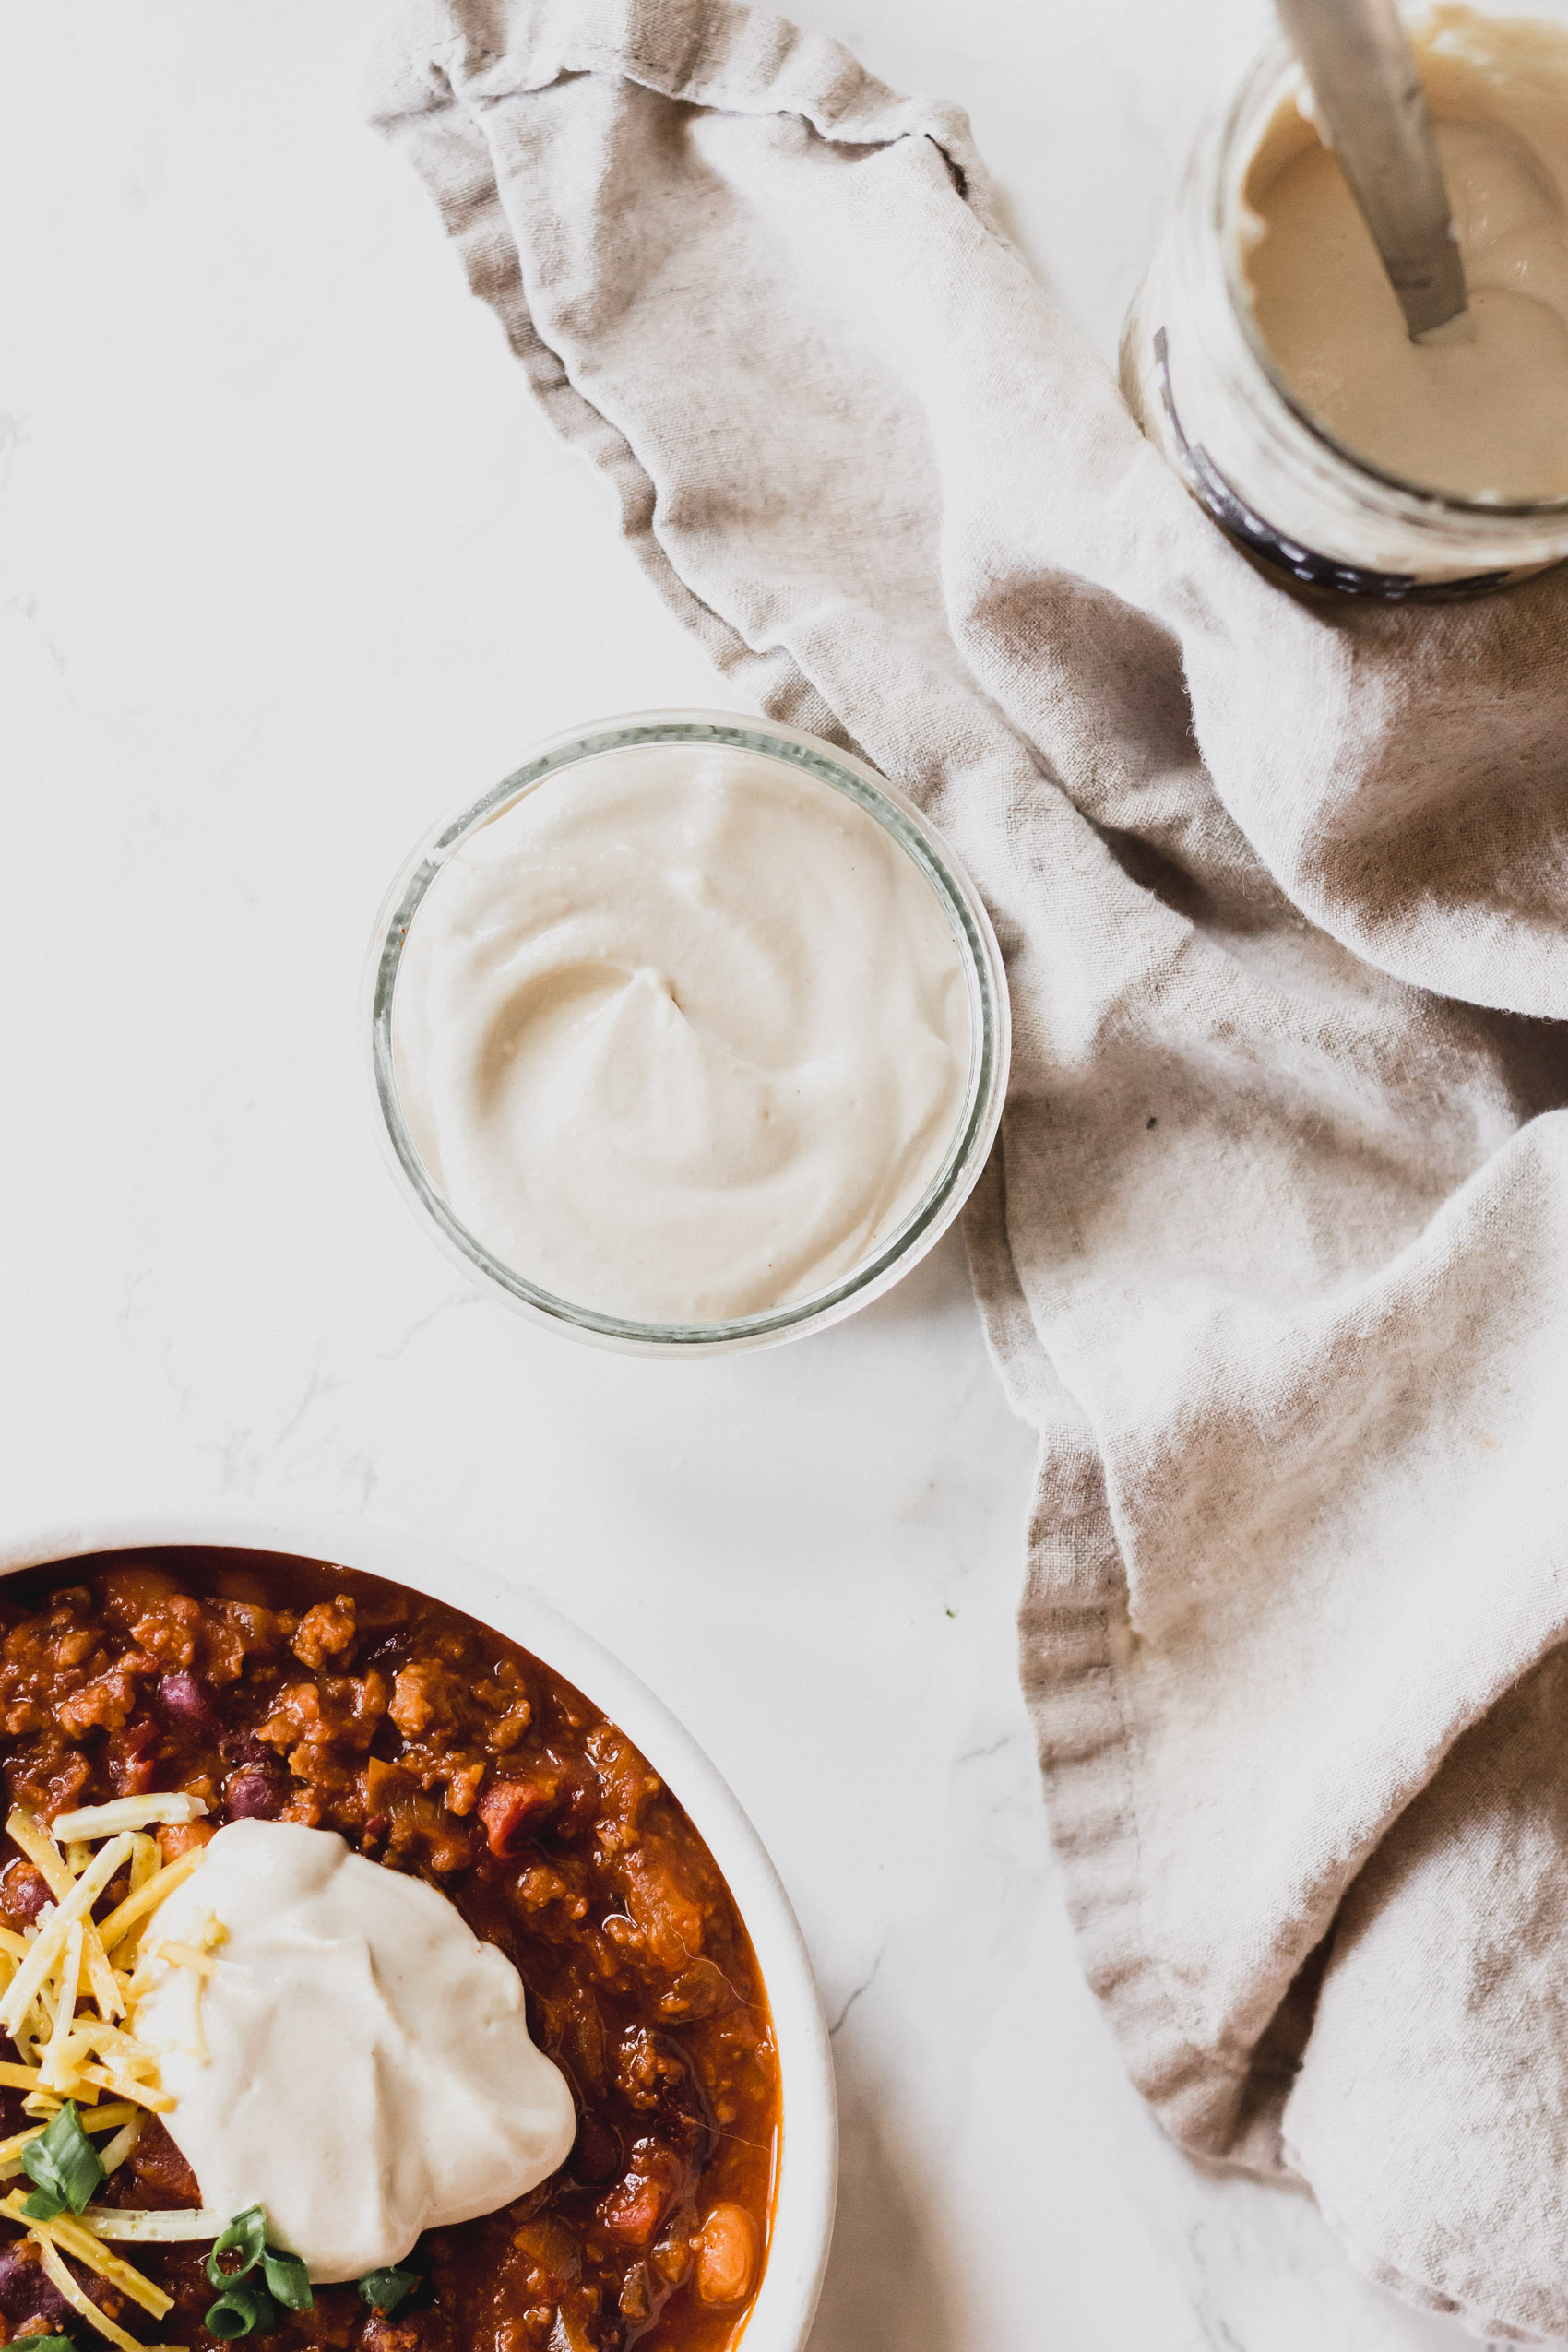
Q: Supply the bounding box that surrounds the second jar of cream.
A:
[1121,0,1568,597]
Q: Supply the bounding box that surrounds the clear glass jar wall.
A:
[1120,0,1568,599]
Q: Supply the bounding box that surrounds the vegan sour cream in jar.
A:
[1121,1,1568,596]
[369,717,1008,1351]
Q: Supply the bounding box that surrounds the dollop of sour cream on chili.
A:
[133,1820,576,2280]
[390,741,972,1323]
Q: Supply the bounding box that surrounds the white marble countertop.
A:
[0,4,1513,2347]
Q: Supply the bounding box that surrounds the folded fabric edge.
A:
[367,0,988,200]
[372,26,854,742]
[961,1154,1286,2165]
[1296,2172,1553,2346]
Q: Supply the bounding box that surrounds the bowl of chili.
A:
[0,1512,836,2352]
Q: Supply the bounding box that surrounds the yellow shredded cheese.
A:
[40,1921,84,2091]
[3,2195,174,2319]
[0,1795,220,2235]
[79,2065,174,2112]
[96,1843,207,1959]
[6,1810,121,2020]
[128,1835,160,1895]
[84,1930,125,2025]
[76,2102,139,2135]
[63,2020,158,2068]
[97,2111,143,2175]
[0,1835,134,2037]
[154,1942,216,1979]
[34,2222,183,2352]
[6,1806,74,1900]
[45,2223,172,2316]
[53,1795,209,1844]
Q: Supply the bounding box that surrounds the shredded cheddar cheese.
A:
[93,2107,145,2178]
[0,1835,135,2039]
[34,2224,182,2352]
[0,1794,235,2287]
[53,1795,208,1844]
[0,2186,181,2331]
[155,1942,216,1980]
[41,1922,84,2091]
[0,2192,176,2318]
[0,1797,215,2127]
[80,2064,176,2113]
[8,1809,124,2019]
[97,1842,208,1958]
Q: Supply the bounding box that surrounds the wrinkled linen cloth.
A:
[370,4,1568,2335]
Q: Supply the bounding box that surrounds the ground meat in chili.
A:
[0,1550,780,2352]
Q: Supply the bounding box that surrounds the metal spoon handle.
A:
[1274,0,1468,338]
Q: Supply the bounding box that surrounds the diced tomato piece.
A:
[478,1774,558,1857]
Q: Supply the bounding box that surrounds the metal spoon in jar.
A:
[1274,0,1469,339]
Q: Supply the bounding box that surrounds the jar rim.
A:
[363,711,1011,1357]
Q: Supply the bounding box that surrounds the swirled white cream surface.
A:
[133,1820,576,2280]
[391,742,971,1323]
[1243,6,1568,500]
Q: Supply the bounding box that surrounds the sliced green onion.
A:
[205,2280,279,2340]
[205,2206,308,2328]
[207,2204,267,2287]
[358,2267,417,2316]
[259,2246,313,2313]
[21,2103,104,2217]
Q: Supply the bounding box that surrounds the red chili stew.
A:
[0,1550,779,2352]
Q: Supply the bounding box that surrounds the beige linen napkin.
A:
[370,3,1568,2334]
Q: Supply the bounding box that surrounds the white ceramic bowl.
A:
[0,1510,837,2352]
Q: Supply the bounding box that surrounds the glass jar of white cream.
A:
[1121,1,1568,598]
[366,714,1009,1355]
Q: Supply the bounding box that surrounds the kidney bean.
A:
[0,2241,76,2331]
[0,1859,51,1927]
[567,2117,621,2186]
[224,1766,283,1819]
[159,1669,220,1732]
[219,1726,279,1773]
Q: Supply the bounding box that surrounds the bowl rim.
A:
[363,708,1011,1358]
[0,1507,837,2352]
